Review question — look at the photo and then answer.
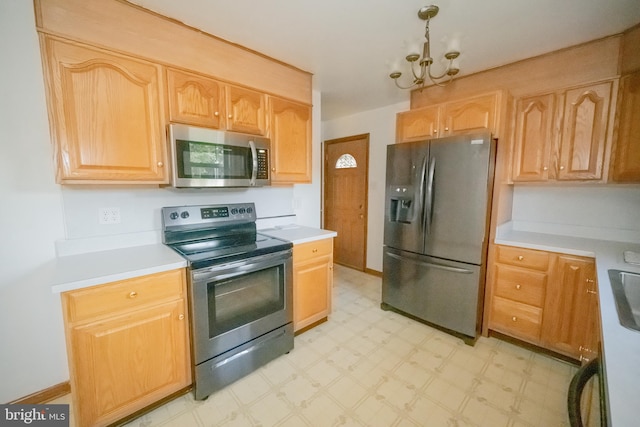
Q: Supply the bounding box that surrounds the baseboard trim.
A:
[9,381,71,404]
[364,268,382,277]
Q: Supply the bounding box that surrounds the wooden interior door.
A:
[324,135,369,270]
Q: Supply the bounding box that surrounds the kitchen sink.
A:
[608,269,640,332]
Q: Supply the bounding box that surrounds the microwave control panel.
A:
[256,149,269,179]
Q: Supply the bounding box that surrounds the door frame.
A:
[322,133,370,271]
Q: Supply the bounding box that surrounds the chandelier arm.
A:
[392,78,420,90]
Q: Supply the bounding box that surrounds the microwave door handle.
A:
[249,140,257,186]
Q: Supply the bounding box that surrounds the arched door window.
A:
[335,153,357,169]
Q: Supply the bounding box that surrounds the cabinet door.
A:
[70,299,190,426]
[395,106,440,142]
[225,85,267,135]
[512,93,556,182]
[557,82,613,180]
[542,255,596,359]
[42,37,167,183]
[166,68,223,129]
[293,251,333,332]
[269,97,312,183]
[441,92,498,136]
[611,71,640,182]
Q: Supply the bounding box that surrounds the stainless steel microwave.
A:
[168,123,270,188]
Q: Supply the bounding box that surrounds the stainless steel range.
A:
[162,202,293,400]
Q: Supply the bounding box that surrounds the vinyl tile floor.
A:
[51,264,577,427]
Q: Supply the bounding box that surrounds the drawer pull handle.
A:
[515,284,521,290]
[312,248,318,253]
[586,289,597,295]
[585,278,595,283]
[511,316,517,322]
[517,256,524,261]
[129,291,138,298]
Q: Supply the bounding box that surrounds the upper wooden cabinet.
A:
[269,97,312,183]
[396,91,502,143]
[40,36,168,183]
[511,80,617,182]
[167,69,271,137]
[511,93,556,181]
[166,68,223,129]
[611,71,640,182]
[225,85,267,136]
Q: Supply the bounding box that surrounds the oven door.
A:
[189,249,292,364]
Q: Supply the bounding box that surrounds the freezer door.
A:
[382,247,482,338]
[424,132,495,265]
[383,141,430,254]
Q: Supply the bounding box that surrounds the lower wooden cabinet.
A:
[292,238,334,332]
[61,269,191,427]
[488,245,600,361]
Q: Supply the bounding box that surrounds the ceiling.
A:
[129,0,640,121]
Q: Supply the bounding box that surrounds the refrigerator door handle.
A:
[419,155,429,230]
[386,252,474,274]
[425,157,436,235]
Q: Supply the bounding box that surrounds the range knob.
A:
[246,207,253,214]
[169,212,179,220]
[180,211,190,219]
[239,208,246,214]
[230,208,238,215]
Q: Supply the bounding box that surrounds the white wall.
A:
[511,184,640,241]
[0,1,322,402]
[322,101,410,272]
[0,1,68,403]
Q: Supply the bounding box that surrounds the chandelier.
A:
[389,5,460,89]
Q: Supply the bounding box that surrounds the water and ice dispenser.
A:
[388,186,414,223]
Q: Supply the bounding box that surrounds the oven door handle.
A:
[192,250,291,283]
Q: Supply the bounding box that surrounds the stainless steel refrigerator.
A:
[381,131,496,344]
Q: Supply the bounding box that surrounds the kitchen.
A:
[1,0,640,426]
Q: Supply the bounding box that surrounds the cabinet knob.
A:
[434,129,438,134]
[312,248,318,253]
[228,114,233,119]
[543,166,548,171]
[157,161,164,167]
[214,111,219,117]
[560,166,565,170]
[444,127,449,131]
[271,167,276,172]
[511,316,517,322]
[515,284,521,290]
[517,255,524,261]
[128,291,138,298]
[179,314,185,320]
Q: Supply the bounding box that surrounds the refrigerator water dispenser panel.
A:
[389,191,413,223]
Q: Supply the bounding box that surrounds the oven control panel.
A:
[162,203,256,227]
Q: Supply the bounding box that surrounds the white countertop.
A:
[258,225,337,244]
[49,243,187,293]
[496,227,640,427]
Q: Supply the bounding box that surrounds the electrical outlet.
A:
[99,207,121,224]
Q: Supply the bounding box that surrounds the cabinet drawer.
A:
[293,238,333,263]
[491,296,542,342]
[494,264,547,306]
[496,245,550,271]
[64,269,185,323]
